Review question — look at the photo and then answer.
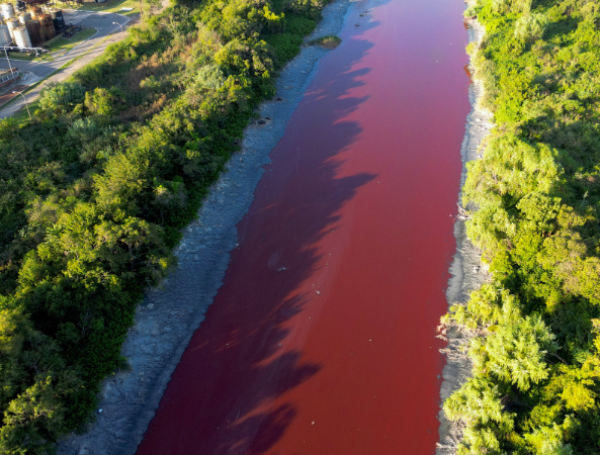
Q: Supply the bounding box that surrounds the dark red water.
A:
[136,0,470,453]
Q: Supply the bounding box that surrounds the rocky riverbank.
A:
[436,12,493,455]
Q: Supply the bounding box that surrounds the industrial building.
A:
[0,1,66,50]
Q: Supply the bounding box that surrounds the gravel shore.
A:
[436,12,493,455]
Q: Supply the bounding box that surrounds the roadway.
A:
[0,9,132,118]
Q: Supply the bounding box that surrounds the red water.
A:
[136,0,471,453]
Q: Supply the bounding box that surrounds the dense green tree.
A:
[0,0,325,450]
[445,0,600,453]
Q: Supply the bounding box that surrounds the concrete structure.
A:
[25,18,40,45]
[0,3,15,20]
[0,24,11,46]
[13,25,31,48]
[18,12,31,25]
[6,17,18,41]
[39,13,53,39]
[0,67,19,87]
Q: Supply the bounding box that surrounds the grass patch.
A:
[44,28,97,54]
[2,53,37,61]
[11,99,39,124]
[309,35,342,49]
[4,52,55,63]
[60,55,83,70]
[54,0,141,16]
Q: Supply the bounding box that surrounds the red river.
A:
[136,0,471,453]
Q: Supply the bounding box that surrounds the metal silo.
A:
[6,17,18,41]
[18,11,30,25]
[25,18,40,45]
[13,25,31,48]
[39,13,53,40]
[1,3,15,20]
[0,24,10,46]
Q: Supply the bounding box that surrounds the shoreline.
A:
[56,1,355,453]
[436,11,493,455]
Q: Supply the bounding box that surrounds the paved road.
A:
[0,10,133,118]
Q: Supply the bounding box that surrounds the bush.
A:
[38,82,86,115]
[309,34,342,49]
[514,12,548,42]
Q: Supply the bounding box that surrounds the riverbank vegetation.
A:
[442,0,600,453]
[0,0,326,451]
[309,34,341,48]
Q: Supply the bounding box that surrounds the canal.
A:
[136,0,471,453]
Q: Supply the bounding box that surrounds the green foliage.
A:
[283,0,324,20]
[475,300,556,391]
[514,12,549,42]
[309,34,342,49]
[445,0,600,453]
[492,0,533,14]
[38,83,86,115]
[445,376,516,454]
[0,0,326,450]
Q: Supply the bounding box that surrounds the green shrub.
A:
[514,12,549,42]
[309,34,342,49]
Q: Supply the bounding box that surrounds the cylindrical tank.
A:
[1,3,15,20]
[29,6,41,19]
[0,24,10,46]
[38,19,46,40]
[39,13,53,40]
[25,19,40,45]
[6,17,18,41]
[18,12,30,25]
[49,9,64,32]
[13,25,31,48]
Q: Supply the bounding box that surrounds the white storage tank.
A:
[6,17,18,41]
[0,24,10,46]
[13,25,31,49]
[18,12,30,26]
[1,3,14,20]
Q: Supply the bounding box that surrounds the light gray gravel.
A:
[57,2,355,454]
[436,13,493,455]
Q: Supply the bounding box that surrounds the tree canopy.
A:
[444,0,600,453]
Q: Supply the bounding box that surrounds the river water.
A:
[136,0,470,453]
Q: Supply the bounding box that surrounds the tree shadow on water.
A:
[136,31,377,455]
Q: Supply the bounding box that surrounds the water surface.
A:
[136,0,470,452]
